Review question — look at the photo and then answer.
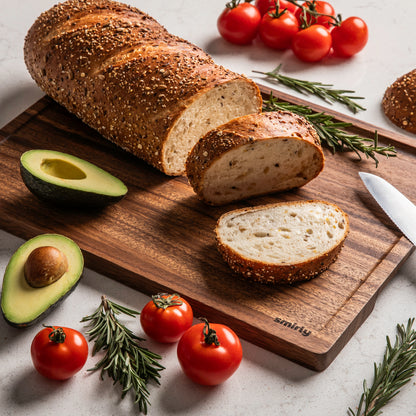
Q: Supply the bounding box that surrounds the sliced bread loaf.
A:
[186,111,324,205]
[215,200,349,284]
[24,0,262,176]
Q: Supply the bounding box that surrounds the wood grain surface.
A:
[0,87,415,371]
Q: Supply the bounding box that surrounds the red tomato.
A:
[140,293,193,343]
[291,24,332,62]
[295,0,335,28]
[331,16,368,57]
[259,9,299,50]
[255,0,298,16]
[217,1,261,45]
[177,318,243,386]
[31,326,88,380]
[280,0,299,14]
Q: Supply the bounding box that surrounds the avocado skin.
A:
[1,275,82,328]
[20,162,125,208]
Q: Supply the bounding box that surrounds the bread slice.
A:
[186,111,324,205]
[382,68,416,134]
[215,200,349,284]
[24,0,262,176]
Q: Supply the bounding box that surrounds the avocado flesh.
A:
[1,234,84,327]
[20,149,128,207]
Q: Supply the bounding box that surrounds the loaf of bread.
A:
[215,200,349,284]
[24,0,262,175]
[382,68,416,134]
[186,111,324,205]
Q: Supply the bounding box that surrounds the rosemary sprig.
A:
[254,65,366,114]
[81,296,164,415]
[263,93,396,166]
[348,318,416,416]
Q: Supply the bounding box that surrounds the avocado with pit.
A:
[20,149,128,207]
[1,234,84,327]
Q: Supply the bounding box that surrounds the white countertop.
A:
[1,0,416,414]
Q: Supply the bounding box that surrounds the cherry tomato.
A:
[217,1,261,45]
[291,24,332,62]
[31,325,88,380]
[255,0,298,16]
[140,293,193,343]
[295,0,335,28]
[280,0,299,14]
[259,8,299,50]
[177,318,243,386]
[331,16,368,58]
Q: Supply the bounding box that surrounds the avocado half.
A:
[20,149,128,208]
[1,234,84,328]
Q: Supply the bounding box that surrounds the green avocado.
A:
[1,234,84,327]
[20,149,128,207]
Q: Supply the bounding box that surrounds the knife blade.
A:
[359,172,416,246]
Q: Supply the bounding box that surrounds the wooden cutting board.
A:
[1,86,415,371]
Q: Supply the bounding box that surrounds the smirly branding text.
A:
[274,317,311,337]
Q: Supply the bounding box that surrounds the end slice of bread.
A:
[215,200,349,285]
[186,111,324,205]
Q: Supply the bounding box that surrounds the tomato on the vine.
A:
[331,16,368,57]
[177,318,243,386]
[295,0,335,28]
[140,293,193,343]
[255,0,298,16]
[280,0,299,14]
[31,325,88,380]
[259,8,299,50]
[217,1,261,45]
[291,24,332,62]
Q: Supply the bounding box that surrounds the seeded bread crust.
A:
[24,0,262,175]
[186,111,324,205]
[382,68,416,134]
[215,200,349,285]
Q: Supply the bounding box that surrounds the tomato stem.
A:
[267,0,289,19]
[225,0,253,9]
[152,293,183,310]
[286,0,339,28]
[44,325,66,344]
[200,318,220,346]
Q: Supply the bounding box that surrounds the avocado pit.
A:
[24,246,68,288]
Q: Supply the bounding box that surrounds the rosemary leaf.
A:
[254,64,366,114]
[348,318,416,416]
[262,93,396,166]
[81,296,164,415]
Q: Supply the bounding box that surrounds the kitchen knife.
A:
[359,172,416,246]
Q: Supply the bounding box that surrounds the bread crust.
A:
[215,200,349,285]
[186,111,324,204]
[24,0,262,175]
[382,68,416,134]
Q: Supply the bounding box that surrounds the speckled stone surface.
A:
[1,1,416,414]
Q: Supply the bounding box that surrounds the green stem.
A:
[200,318,220,346]
[254,64,366,114]
[45,325,66,343]
[152,293,183,310]
[348,319,416,416]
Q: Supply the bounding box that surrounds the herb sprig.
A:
[254,65,366,114]
[82,296,164,415]
[348,318,416,416]
[263,93,396,166]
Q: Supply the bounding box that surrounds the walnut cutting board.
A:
[1,87,415,371]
